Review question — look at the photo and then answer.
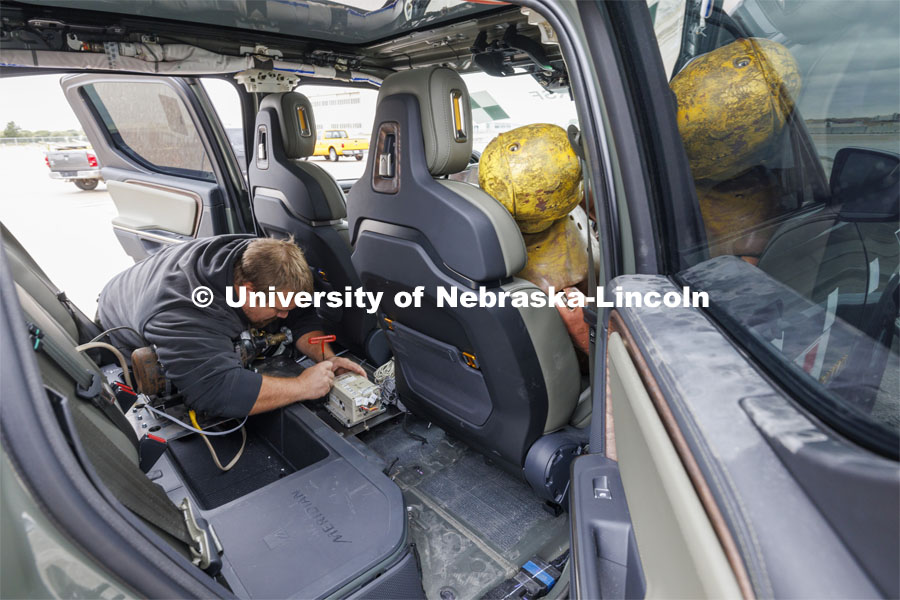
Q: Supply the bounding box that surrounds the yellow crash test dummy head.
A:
[479,123,583,233]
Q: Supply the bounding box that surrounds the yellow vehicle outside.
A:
[313,129,369,161]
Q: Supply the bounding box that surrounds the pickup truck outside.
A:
[313,129,368,161]
[43,143,102,190]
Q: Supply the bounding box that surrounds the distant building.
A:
[805,115,899,135]
[306,91,376,138]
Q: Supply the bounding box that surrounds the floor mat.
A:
[359,417,567,599]
[167,432,291,509]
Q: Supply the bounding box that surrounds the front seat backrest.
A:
[249,92,388,364]
[347,67,580,470]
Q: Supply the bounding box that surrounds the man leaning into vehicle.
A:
[96,235,366,418]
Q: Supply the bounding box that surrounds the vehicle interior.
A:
[1,0,898,598]
[0,2,589,598]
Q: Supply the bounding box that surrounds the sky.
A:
[0,74,82,131]
[782,0,900,119]
[0,74,244,132]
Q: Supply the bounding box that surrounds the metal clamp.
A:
[180,498,218,572]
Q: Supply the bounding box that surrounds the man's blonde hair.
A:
[233,237,313,293]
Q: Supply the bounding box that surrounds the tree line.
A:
[3,121,84,138]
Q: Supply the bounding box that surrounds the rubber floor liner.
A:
[167,433,292,509]
[359,417,567,599]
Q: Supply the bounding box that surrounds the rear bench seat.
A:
[1,224,424,598]
[3,223,198,562]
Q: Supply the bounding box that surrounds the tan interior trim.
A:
[372,121,401,194]
[123,179,203,237]
[609,310,756,600]
[605,335,617,460]
[111,225,183,245]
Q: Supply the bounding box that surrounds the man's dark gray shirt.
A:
[97,235,321,418]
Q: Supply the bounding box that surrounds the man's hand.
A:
[296,360,338,399]
[326,356,368,378]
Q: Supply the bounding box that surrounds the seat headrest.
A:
[258,92,317,159]
[377,66,473,176]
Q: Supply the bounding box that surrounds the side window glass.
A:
[83,81,214,180]
[652,0,899,454]
[201,78,246,177]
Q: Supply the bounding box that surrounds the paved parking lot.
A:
[0,145,132,314]
[303,154,369,181]
[0,146,368,314]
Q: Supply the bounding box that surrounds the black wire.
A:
[90,325,146,344]
[402,412,427,445]
[550,549,570,571]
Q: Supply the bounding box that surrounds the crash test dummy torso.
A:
[479,123,597,355]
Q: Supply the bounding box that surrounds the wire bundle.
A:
[374,359,405,412]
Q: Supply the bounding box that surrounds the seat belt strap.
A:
[67,405,218,572]
[44,275,102,343]
[70,405,195,546]
[29,320,220,572]
[28,321,139,452]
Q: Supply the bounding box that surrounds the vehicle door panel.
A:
[583,275,886,599]
[60,74,242,262]
[604,326,742,599]
[105,179,201,257]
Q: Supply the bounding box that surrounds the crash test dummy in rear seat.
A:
[479,123,597,356]
[96,236,365,419]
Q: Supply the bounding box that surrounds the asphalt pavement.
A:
[304,154,369,181]
[0,146,367,315]
[0,145,132,315]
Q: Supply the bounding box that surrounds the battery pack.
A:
[481,556,561,599]
[326,372,385,427]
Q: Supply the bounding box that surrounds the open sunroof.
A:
[20,0,505,44]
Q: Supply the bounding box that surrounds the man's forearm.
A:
[248,375,312,415]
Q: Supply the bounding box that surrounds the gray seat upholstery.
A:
[347,67,580,470]
[249,92,388,364]
[2,223,79,341]
[1,231,198,559]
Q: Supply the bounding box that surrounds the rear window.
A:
[82,81,214,180]
[651,0,899,456]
